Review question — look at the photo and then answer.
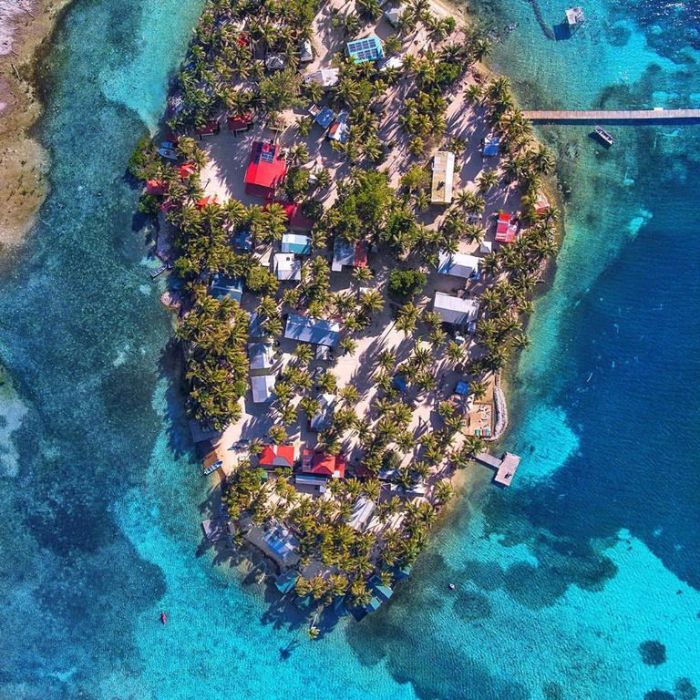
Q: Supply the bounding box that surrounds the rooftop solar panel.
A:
[261,150,274,163]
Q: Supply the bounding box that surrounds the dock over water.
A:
[475,452,521,487]
[523,109,700,125]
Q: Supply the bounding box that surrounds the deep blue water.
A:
[0,0,698,698]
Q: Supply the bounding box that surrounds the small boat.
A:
[448,583,456,591]
[160,611,167,625]
[593,126,615,147]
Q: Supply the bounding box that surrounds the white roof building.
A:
[273,253,302,281]
[430,151,455,205]
[437,250,480,279]
[479,240,493,254]
[347,496,376,532]
[249,342,275,371]
[304,67,340,89]
[433,292,480,326]
[384,5,404,27]
[251,373,276,403]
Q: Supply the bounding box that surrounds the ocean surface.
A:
[0,0,698,698]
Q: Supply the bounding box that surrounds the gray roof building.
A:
[284,314,340,347]
[433,292,480,325]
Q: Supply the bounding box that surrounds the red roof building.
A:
[227,113,254,132]
[496,211,518,244]
[244,141,288,198]
[178,163,197,179]
[301,448,346,479]
[354,241,368,268]
[267,201,314,230]
[196,119,220,136]
[259,444,296,469]
[146,179,167,195]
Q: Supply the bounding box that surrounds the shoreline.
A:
[135,0,565,620]
[0,0,72,247]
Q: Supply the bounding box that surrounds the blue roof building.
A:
[314,106,336,129]
[346,34,384,63]
[483,134,501,157]
[210,274,243,302]
[284,313,341,347]
[281,233,312,255]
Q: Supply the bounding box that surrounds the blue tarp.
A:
[455,380,470,396]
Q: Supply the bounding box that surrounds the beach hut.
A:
[251,373,276,403]
[265,54,285,72]
[210,274,243,302]
[482,134,501,157]
[347,496,376,532]
[299,39,313,63]
[273,253,302,281]
[314,106,336,130]
[245,522,300,568]
[258,444,295,469]
[301,448,346,479]
[244,141,288,198]
[281,233,312,255]
[308,393,336,432]
[248,342,275,371]
[433,292,480,326]
[437,251,480,279]
[430,151,456,205]
[495,212,518,244]
[346,34,384,63]
[284,314,341,347]
[227,112,254,134]
[383,5,404,27]
[196,119,220,137]
[332,239,367,272]
[327,112,350,144]
[304,68,340,89]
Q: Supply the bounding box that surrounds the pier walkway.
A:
[523,109,700,125]
[475,452,521,487]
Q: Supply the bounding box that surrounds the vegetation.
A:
[130,0,561,626]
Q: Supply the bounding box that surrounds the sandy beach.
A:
[0,0,70,247]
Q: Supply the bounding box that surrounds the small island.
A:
[130,0,559,626]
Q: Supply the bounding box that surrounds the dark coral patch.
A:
[639,640,667,666]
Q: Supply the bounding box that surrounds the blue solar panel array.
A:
[347,36,383,63]
[260,149,274,163]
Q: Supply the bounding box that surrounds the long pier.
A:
[523,109,700,125]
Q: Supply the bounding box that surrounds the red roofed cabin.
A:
[496,211,518,244]
[259,444,296,469]
[146,179,167,195]
[301,448,346,479]
[196,119,221,137]
[244,141,288,198]
[268,201,314,230]
[227,112,254,134]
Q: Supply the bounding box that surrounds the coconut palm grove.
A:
[129,0,559,629]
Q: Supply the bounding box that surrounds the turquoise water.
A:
[0,0,698,698]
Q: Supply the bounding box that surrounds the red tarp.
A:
[196,195,219,209]
[178,163,196,179]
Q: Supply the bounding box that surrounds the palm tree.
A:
[396,302,420,334]
[476,168,499,194]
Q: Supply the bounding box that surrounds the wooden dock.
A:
[475,452,521,487]
[523,109,700,125]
